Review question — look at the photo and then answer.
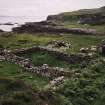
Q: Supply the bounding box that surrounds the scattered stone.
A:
[47,40,71,52]
[49,76,65,88]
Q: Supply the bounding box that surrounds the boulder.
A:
[0,29,4,33]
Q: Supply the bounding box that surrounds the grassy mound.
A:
[0,77,71,105]
[0,61,49,88]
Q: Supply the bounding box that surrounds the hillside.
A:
[47,6,105,24]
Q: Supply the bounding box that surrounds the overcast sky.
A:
[0,0,105,17]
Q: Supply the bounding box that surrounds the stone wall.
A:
[0,50,74,79]
[11,46,92,64]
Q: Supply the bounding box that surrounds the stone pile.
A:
[0,50,74,78]
[79,46,97,56]
[47,40,71,52]
[11,46,92,64]
[49,76,65,89]
[47,40,71,48]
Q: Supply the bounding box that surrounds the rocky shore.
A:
[12,21,98,35]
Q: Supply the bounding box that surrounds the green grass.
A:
[0,77,35,105]
[20,52,70,68]
[60,22,105,33]
[0,33,104,53]
[56,55,105,105]
[0,77,72,105]
[0,33,105,105]
[0,61,49,88]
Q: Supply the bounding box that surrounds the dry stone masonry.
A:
[0,49,75,79]
[11,46,92,64]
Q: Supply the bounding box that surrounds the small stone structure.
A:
[11,46,92,64]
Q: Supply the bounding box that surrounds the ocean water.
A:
[0,16,46,31]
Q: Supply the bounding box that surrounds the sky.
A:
[0,0,105,16]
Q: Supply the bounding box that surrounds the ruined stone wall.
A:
[11,46,92,64]
[0,50,74,79]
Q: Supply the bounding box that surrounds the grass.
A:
[61,22,105,33]
[0,33,105,105]
[0,6,105,105]
[20,52,70,68]
[0,77,72,105]
[0,77,35,105]
[56,55,105,105]
[0,61,49,88]
[0,33,104,53]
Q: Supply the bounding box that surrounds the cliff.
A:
[47,6,105,25]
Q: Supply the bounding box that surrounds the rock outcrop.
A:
[12,21,97,35]
[47,6,105,25]
[0,29,4,33]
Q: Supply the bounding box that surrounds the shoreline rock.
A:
[12,21,98,35]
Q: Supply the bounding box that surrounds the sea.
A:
[0,16,46,32]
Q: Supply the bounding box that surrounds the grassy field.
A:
[60,22,105,33]
[0,61,49,89]
[0,33,105,105]
[0,33,104,53]
[56,55,105,105]
[20,52,70,68]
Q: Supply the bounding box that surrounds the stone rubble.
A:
[0,49,74,78]
[79,46,97,56]
[46,40,71,52]
[0,44,98,88]
[49,76,65,89]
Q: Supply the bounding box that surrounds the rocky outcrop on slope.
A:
[12,21,97,35]
[47,6,105,25]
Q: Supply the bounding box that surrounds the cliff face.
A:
[47,6,105,25]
